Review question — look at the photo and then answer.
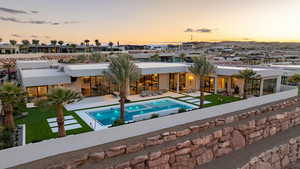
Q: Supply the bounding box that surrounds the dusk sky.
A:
[1,0,300,44]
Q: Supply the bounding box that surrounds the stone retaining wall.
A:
[48,98,300,169]
[239,136,300,169]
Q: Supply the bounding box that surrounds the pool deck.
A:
[65,92,185,111]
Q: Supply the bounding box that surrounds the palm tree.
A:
[0,82,26,129]
[103,54,140,123]
[58,41,64,53]
[9,40,17,54]
[21,40,30,53]
[84,40,90,52]
[95,40,101,47]
[31,39,40,53]
[3,60,15,81]
[189,56,216,108]
[9,40,17,46]
[235,69,260,99]
[108,42,114,51]
[150,54,160,62]
[70,44,77,53]
[50,40,57,53]
[38,88,81,137]
[89,53,106,63]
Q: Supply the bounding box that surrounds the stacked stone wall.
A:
[48,98,300,169]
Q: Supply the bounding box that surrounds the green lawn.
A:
[203,94,242,107]
[181,94,242,108]
[15,107,92,143]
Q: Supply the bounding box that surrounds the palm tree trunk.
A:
[7,66,11,81]
[243,79,247,99]
[56,104,66,137]
[119,84,127,122]
[4,104,15,129]
[199,76,205,108]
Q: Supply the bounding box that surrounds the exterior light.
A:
[188,75,194,80]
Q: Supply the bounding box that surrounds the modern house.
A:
[16,60,284,99]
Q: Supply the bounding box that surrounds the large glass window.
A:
[203,77,215,93]
[130,74,160,94]
[263,79,277,95]
[26,86,48,97]
[80,76,118,97]
[246,79,261,96]
[169,73,186,92]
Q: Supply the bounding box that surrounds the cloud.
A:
[0,16,79,25]
[31,35,38,38]
[196,28,212,33]
[184,28,194,33]
[11,34,22,38]
[0,7,27,14]
[30,10,39,14]
[184,27,214,33]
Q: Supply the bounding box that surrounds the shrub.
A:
[178,108,187,113]
[112,119,125,127]
[151,114,159,119]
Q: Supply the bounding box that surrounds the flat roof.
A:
[20,69,71,87]
[63,62,189,77]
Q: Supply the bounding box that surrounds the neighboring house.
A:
[16,61,284,99]
[0,44,20,54]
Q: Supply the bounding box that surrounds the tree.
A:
[103,54,140,123]
[235,69,260,99]
[70,44,77,53]
[58,41,64,53]
[150,54,160,62]
[95,40,101,47]
[108,42,114,51]
[50,40,57,53]
[188,56,216,108]
[89,53,106,63]
[288,74,300,85]
[0,82,26,129]
[31,39,40,53]
[37,88,81,137]
[84,40,90,52]
[21,40,30,53]
[9,40,17,46]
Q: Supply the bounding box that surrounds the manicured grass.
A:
[15,107,92,143]
[187,94,242,108]
[203,94,242,107]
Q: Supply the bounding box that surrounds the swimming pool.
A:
[76,98,197,130]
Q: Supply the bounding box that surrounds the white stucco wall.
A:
[159,73,169,90]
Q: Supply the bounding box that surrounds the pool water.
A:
[88,98,196,126]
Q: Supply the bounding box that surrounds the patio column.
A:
[259,79,264,96]
[176,73,180,93]
[227,77,232,95]
[276,76,281,92]
[214,76,218,94]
